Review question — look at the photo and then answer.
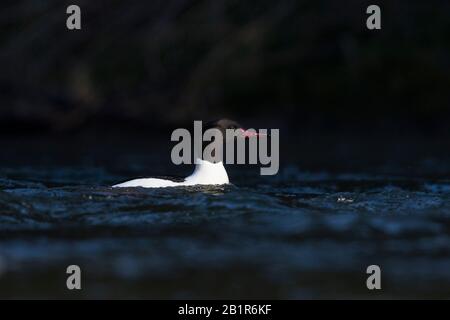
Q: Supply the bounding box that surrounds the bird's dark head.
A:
[204,118,242,135]
[200,118,267,163]
[204,118,265,141]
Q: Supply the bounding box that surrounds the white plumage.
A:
[113,159,229,188]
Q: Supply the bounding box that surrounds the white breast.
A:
[184,159,229,186]
[112,159,229,188]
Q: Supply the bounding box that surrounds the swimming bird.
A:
[112,119,264,188]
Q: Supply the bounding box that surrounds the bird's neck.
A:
[185,158,229,185]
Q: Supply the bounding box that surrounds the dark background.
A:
[1,0,449,136]
[1,0,450,300]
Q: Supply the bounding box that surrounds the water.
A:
[0,134,450,298]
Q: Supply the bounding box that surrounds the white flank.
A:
[113,159,229,188]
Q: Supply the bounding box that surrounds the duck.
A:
[112,119,263,188]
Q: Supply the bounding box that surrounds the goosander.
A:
[113,119,263,188]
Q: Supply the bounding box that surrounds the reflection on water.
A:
[1,162,450,298]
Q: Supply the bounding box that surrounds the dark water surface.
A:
[1,134,450,298]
